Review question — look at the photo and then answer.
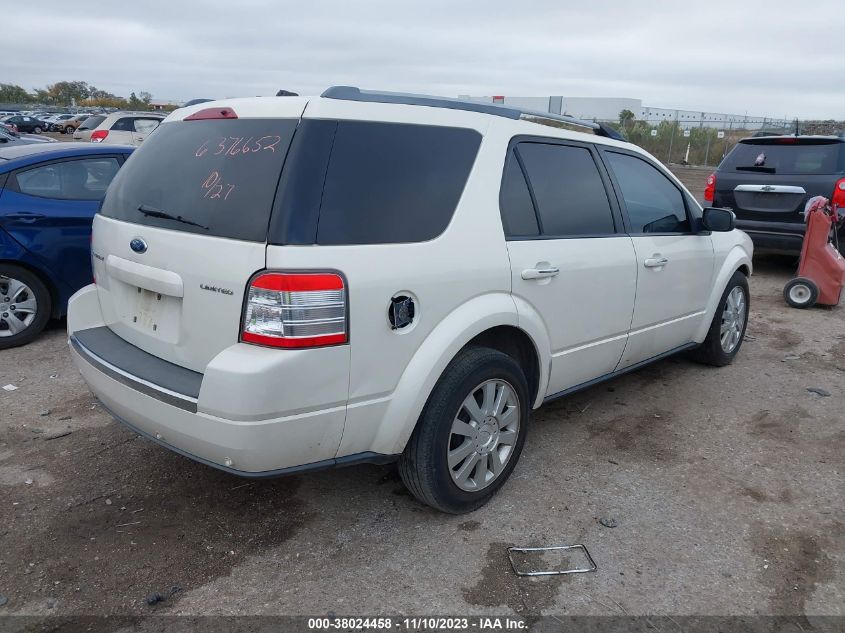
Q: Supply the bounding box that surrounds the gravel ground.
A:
[0,255,842,622]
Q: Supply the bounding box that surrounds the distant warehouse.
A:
[458,95,789,130]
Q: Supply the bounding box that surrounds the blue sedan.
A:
[0,142,133,348]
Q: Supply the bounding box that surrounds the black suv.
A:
[706,135,845,255]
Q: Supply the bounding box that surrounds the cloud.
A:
[2,0,843,118]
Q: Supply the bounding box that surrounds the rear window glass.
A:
[721,141,844,175]
[79,115,105,130]
[100,118,297,241]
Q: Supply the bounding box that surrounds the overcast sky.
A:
[3,0,842,119]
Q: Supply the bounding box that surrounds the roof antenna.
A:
[276,90,299,97]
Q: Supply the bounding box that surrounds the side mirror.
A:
[702,207,735,232]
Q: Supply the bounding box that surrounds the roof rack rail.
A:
[320,86,626,141]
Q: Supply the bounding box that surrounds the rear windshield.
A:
[721,140,844,175]
[100,118,297,241]
[79,115,105,130]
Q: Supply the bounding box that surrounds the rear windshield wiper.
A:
[137,205,209,230]
[735,165,776,174]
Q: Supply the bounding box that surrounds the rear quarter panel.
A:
[264,110,521,457]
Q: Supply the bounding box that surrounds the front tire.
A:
[783,277,818,309]
[399,347,530,513]
[0,265,52,349]
[690,270,749,367]
[33,126,42,134]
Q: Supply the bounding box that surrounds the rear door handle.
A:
[643,256,669,268]
[521,266,560,280]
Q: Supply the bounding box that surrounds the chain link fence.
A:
[595,118,845,168]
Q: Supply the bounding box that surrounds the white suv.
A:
[87,111,165,146]
[67,88,752,513]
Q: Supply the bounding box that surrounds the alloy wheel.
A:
[0,276,38,337]
[447,379,520,492]
[720,286,746,353]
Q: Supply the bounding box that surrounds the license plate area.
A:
[734,191,803,214]
[127,286,181,343]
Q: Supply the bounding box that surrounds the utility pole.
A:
[667,110,678,163]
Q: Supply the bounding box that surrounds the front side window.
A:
[15,157,121,201]
[604,151,690,233]
[515,142,615,237]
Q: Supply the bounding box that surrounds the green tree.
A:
[618,109,636,128]
[126,91,152,110]
[45,81,93,105]
[0,83,34,103]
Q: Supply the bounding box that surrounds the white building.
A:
[458,95,789,130]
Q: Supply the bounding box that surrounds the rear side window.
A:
[110,117,135,132]
[515,142,615,237]
[100,118,297,241]
[315,121,481,245]
[720,141,844,175]
[499,150,539,237]
[605,151,690,233]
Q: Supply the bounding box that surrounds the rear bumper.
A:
[736,219,805,254]
[67,285,392,475]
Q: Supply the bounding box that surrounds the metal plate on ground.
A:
[507,544,597,577]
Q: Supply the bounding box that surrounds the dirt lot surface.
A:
[0,255,842,623]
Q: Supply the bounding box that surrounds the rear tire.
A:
[64,126,73,134]
[690,270,749,367]
[399,347,530,514]
[0,265,52,349]
[783,277,818,309]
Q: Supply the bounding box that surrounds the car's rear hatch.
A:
[713,137,845,224]
[92,98,307,372]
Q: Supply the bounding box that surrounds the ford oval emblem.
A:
[130,238,147,254]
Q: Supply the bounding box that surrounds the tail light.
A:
[90,129,108,143]
[241,272,347,348]
[704,172,716,203]
[832,178,845,209]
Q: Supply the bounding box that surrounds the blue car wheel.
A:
[0,264,51,349]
